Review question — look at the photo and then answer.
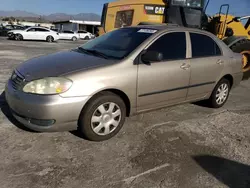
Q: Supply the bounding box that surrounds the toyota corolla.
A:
[5,25,243,141]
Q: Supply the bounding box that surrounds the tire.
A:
[84,36,90,40]
[15,34,23,41]
[46,35,54,43]
[72,36,77,41]
[78,92,126,141]
[208,78,231,108]
[231,40,250,73]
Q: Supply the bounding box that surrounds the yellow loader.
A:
[99,0,250,73]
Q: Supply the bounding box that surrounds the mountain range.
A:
[0,10,101,22]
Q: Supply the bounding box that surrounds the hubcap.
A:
[216,83,229,105]
[16,35,21,40]
[91,102,121,136]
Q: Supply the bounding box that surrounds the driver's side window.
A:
[147,32,187,61]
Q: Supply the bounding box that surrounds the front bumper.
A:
[5,79,89,132]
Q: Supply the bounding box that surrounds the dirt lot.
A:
[0,37,250,188]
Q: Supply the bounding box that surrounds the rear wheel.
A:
[78,92,126,141]
[72,36,77,41]
[208,78,231,108]
[15,34,23,41]
[46,35,54,43]
[231,40,250,73]
[84,36,90,40]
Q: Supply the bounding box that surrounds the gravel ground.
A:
[0,37,250,188]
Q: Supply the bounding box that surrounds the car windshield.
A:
[79,27,157,59]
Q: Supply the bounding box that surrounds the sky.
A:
[0,0,249,16]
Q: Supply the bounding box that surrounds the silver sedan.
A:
[5,25,243,141]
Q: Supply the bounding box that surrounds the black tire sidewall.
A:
[47,36,54,42]
[16,34,23,41]
[78,92,126,141]
[72,37,77,41]
[209,79,231,108]
[231,40,250,53]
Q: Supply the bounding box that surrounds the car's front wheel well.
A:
[82,89,131,117]
[100,89,131,117]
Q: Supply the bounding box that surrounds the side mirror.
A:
[141,51,163,63]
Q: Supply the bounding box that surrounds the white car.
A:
[77,30,95,40]
[58,30,79,41]
[8,27,60,42]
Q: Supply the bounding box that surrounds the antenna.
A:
[204,0,210,12]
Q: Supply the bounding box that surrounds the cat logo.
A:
[144,4,165,15]
[155,7,165,14]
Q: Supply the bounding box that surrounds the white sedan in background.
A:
[77,30,95,40]
[58,30,80,41]
[8,27,60,42]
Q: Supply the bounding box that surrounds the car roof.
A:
[129,24,232,55]
[130,24,214,36]
[27,26,50,29]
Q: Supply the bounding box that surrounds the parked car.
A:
[0,25,25,37]
[59,30,80,41]
[77,30,95,40]
[7,26,59,42]
[5,25,243,141]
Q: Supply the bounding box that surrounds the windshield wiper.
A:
[77,47,109,59]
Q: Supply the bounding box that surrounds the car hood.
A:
[16,50,116,81]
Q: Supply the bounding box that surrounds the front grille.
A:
[11,71,25,90]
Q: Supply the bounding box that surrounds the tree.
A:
[2,17,10,21]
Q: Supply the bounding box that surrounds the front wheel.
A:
[78,92,126,141]
[208,78,231,108]
[15,34,23,41]
[46,35,54,43]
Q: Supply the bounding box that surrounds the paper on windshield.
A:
[137,29,157,34]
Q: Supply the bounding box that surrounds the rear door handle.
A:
[180,63,190,70]
[217,59,224,65]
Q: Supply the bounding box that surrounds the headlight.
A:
[23,77,72,95]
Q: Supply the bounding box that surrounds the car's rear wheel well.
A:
[222,74,233,88]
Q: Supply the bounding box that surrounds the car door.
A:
[25,28,36,39]
[187,32,225,100]
[35,28,50,40]
[59,31,67,39]
[67,31,74,39]
[137,32,191,112]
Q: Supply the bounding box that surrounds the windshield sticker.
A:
[138,29,157,33]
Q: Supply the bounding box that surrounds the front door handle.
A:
[180,63,190,70]
[217,59,224,65]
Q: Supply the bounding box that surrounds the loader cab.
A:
[165,0,206,28]
[99,0,207,35]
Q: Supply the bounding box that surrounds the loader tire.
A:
[231,39,250,73]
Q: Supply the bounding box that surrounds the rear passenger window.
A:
[35,28,49,32]
[147,32,186,61]
[190,33,222,58]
